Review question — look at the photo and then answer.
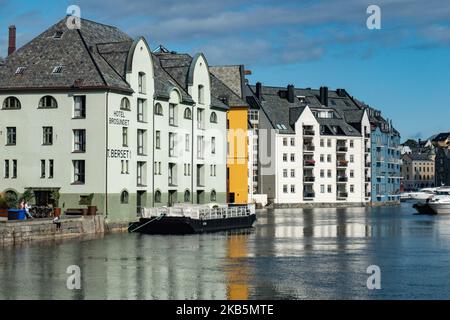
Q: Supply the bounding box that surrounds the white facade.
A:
[0,38,227,222]
[272,106,371,204]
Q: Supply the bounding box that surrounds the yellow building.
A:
[209,65,250,205]
[227,107,249,204]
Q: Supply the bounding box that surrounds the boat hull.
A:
[130,214,257,235]
[428,203,450,215]
[413,203,436,215]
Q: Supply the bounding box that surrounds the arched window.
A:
[210,112,217,123]
[184,108,192,119]
[120,97,130,111]
[4,190,18,207]
[39,96,58,109]
[184,190,191,202]
[155,190,162,203]
[120,190,129,204]
[138,72,146,94]
[2,97,21,109]
[198,85,204,104]
[154,103,163,116]
[210,190,217,202]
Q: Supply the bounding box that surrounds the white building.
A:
[246,84,371,205]
[0,18,228,222]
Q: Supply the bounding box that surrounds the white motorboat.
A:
[402,188,437,202]
[427,188,450,214]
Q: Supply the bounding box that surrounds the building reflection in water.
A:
[225,232,250,300]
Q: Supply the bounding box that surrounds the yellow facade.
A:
[227,107,249,204]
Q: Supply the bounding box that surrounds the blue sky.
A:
[1,0,449,140]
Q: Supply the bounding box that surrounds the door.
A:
[34,191,51,206]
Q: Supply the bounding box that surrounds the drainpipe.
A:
[105,90,109,218]
[191,103,195,204]
[152,97,156,207]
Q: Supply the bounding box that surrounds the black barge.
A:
[129,205,257,235]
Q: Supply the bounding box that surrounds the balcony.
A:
[337,160,348,167]
[303,129,315,136]
[337,175,348,182]
[303,192,315,199]
[304,145,315,152]
[336,146,348,152]
[304,159,316,167]
[365,162,371,167]
[337,192,348,199]
[304,176,315,183]
[365,147,371,153]
[365,177,371,182]
[376,156,384,162]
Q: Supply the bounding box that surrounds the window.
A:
[320,139,324,147]
[185,134,190,152]
[169,104,177,126]
[210,190,217,202]
[327,154,332,163]
[320,185,325,193]
[122,127,128,147]
[328,185,332,193]
[138,72,146,94]
[15,67,26,75]
[210,112,217,123]
[283,169,288,178]
[73,96,86,118]
[120,97,131,111]
[327,170,332,178]
[283,153,287,162]
[320,154,324,162]
[210,165,217,177]
[283,185,288,193]
[290,154,295,162]
[197,109,204,129]
[43,127,53,145]
[290,169,295,178]
[283,138,287,146]
[137,129,146,155]
[198,85,205,104]
[290,138,295,146]
[73,160,85,184]
[290,185,295,193]
[4,160,9,178]
[41,160,46,178]
[6,127,16,145]
[52,66,63,74]
[320,169,324,178]
[169,132,176,157]
[39,96,57,108]
[350,140,354,148]
[350,170,354,178]
[184,108,192,119]
[12,160,17,178]
[155,190,162,203]
[350,155,354,163]
[137,162,146,186]
[168,163,176,185]
[48,159,54,178]
[154,130,161,149]
[53,30,63,39]
[120,190,129,204]
[73,130,86,152]
[3,97,21,109]
[211,137,216,154]
[137,99,146,122]
[350,185,355,193]
[197,136,204,159]
[184,190,191,202]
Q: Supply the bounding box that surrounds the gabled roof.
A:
[247,84,362,136]
[0,18,133,93]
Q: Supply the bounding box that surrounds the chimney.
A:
[319,86,328,106]
[287,84,295,103]
[255,82,262,100]
[8,25,16,56]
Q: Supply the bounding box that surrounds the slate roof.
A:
[0,18,133,92]
[209,65,244,98]
[155,51,229,110]
[432,132,450,142]
[247,84,362,136]
[353,99,400,136]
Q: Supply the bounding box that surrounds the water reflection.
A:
[2,203,450,299]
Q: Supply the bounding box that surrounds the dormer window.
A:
[53,31,64,39]
[198,85,205,104]
[15,67,26,75]
[52,66,63,74]
[138,72,146,94]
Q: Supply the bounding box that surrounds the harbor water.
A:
[1,203,450,300]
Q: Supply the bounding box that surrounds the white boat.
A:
[427,188,450,214]
[402,188,437,202]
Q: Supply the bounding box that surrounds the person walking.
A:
[24,201,33,219]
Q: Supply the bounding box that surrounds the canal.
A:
[1,203,450,300]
